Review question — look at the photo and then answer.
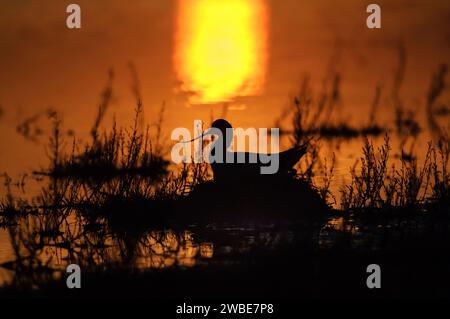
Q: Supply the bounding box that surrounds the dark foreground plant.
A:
[341,134,449,211]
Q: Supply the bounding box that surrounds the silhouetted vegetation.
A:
[276,73,386,143]
[426,63,448,138]
[341,133,449,211]
[1,62,449,300]
[34,106,169,182]
[31,71,169,182]
[16,111,45,143]
[392,42,421,140]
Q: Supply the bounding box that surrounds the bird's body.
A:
[185,119,328,222]
[207,119,307,183]
[210,147,306,183]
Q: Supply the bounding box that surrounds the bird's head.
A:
[210,119,233,147]
[180,119,233,150]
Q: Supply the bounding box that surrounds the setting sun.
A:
[174,0,268,104]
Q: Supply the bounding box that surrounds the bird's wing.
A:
[278,144,308,169]
[224,145,307,170]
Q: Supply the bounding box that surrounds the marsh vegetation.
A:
[0,61,449,299]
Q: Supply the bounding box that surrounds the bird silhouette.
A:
[184,119,328,221]
[202,119,307,183]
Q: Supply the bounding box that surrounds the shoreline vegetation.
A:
[0,61,449,298]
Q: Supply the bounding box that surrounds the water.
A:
[0,128,440,288]
[0,0,449,295]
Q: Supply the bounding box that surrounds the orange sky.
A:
[0,0,449,176]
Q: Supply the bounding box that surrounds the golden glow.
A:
[175,0,268,104]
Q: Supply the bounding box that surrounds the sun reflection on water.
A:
[174,0,269,104]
